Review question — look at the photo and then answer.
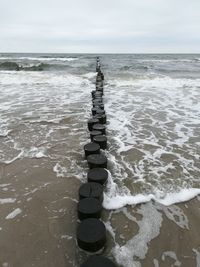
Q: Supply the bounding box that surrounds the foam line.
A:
[103,188,200,209]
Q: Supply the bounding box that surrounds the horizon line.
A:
[0,52,200,55]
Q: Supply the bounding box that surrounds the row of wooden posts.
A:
[76,58,117,267]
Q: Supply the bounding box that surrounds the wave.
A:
[120,65,149,71]
[0,56,78,61]
[0,61,71,71]
[111,75,200,87]
[139,59,195,63]
[0,62,20,71]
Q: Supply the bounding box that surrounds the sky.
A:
[0,0,200,53]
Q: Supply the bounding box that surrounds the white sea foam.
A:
[5,208,22,219]
[61,235,73,240]
[103,193,153,209]
[139,59,194,63]
[104,72,200,211]
[112,76,200,89]
[0,67,92,165]
[0,71,88,86]
[0,198,16,204]
[0,56,78,61]
[103,188,200,209]
[53,163,68,178]
[3,153,22,165]
[162,205,189,229]
[161,251,181,266]
[112,202,163,267]
[82,72,97,79]
[53,158,86,181]
[0,184,10,188]
[23,147,47,158]
[153,259,159,267]
[155,188,200,206]
[104,221,116,240]
[0,129,11,137]
[3,146,47,164]
[193,249,200,267]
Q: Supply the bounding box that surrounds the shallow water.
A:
[0,53,200,267]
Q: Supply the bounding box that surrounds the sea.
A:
[0,53,200,267]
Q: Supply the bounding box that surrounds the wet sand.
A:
[0,158,79,267]
[142,199,200,267]
[0,158,199,267]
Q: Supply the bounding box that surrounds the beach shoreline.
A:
[0,158,199,267]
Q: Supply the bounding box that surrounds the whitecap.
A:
[0,56,78,61]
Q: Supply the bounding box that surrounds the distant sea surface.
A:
[0,53,200,267]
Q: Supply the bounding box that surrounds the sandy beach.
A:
[0,53,200,267]
[0,157,199,266]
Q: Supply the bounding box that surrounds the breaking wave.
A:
[0,61,73,71]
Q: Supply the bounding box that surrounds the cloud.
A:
[0,0,200,52]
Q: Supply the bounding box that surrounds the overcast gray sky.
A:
[0,0,200,53]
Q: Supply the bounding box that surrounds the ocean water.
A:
[0,53,200,267]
